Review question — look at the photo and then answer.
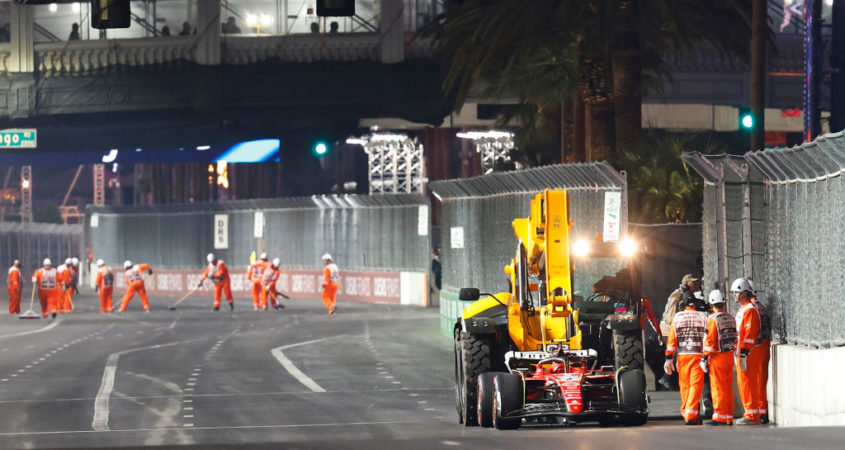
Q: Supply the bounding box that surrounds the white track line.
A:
[0,419,448,437]
[270,336,347,393]
[0,318,63,339]
[92,338,201,432]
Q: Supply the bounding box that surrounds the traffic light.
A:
[313,141,329,156]
[739,107,755,131]
[317,0,355,17]
[92,0,131,29]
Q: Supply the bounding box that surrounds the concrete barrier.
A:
[770,343,845,425]
[110,267,430,306]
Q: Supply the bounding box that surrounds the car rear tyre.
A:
[618,368,648,426]
[492,373,522,430]
[477,372,498,427]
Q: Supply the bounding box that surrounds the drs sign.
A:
[0,129,37,148]
[214,214,229,249]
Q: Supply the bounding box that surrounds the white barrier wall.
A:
[770,344,845,426]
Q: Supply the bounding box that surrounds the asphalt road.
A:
[0,292,841,450]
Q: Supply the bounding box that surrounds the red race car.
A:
[476,347,649,429]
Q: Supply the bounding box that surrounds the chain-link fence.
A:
[685,130,845,348]
[0,222,82,279]
[85,194,431,273]
[430,163,628,335]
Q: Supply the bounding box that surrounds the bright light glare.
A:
[21,179,30,189]
[315,143,328,155]
[245,14,258,27]
[825,0,833,6]
[260,14,273,26]
[48,3,58,13]
[345,138,367,146]
[741,114,754,129]
[72,2,80,12]
[572,239,590,258]
[102,149,118,163]
[214,139,280,163]
[619,238,638,258]
[196,145,211,151]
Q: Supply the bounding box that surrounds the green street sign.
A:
[0,129,37,148]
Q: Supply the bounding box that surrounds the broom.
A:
[20,288,41,319]
[168,285,200,310]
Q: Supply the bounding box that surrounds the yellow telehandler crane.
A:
[454,189,651,429]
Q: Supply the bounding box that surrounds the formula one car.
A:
[475,346,648,429]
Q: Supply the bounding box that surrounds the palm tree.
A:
[619,131,723,223]
[423,0,752,164]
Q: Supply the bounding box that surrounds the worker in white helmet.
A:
[118,260,153,312]
[261,257,284,310]
[55,258,72,313]
[63,257,80,312]
[94,259,115,313]
[731,278,762,424]
[247,252,270,310]
[31,258,60,318]
[701,289,737,425]
[321,253,339,316]
[199,253,234,311]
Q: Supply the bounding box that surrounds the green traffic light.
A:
[741,113,754,129]
[314,142,328,156]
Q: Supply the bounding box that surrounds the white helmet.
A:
[272,258,280,267]
[321,253,332,261]
[43,258,52,266]
[259,252,268,261]
[96,259,104,267]
[65,258,72,265]
[71,257,79,266]
[730,278,753,294]
[124,260,133,269]
[207,253,215,263]
[747,279,758,296]
[708,289,725,305]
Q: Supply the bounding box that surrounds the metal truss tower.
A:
[20,165,32,223]
[93,164,105,206]
[347,133,426,194]
[456,130,515,174]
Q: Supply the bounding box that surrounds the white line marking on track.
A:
[0,318,64,340]
[270,336,347,393]
[0,419,452,436]
[183,415,194,418]
[92,338,201,432]
[183,407,193,411]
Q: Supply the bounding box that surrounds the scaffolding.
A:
[347,132,426,194]
[20,165,32,223]
[456,130,515,174]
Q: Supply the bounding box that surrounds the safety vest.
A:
[262,267,278,285]
[99,267,114,287]
[7,266,19,285]
[672,310,707,354]
[326,263,339,282]
[707,311,737,353]
[752,299,772,343]
[126,266,144,283]
[69,266,79,284]
[735,303,760,348]
[251,262,266,282]
[38,268,58,289]
[208,261,226,283]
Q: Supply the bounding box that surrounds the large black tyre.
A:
[492,373,523,430]
[618,368,648,426]
[476,372,498,428]
[456,331,492,427]
[613,330,644,372]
